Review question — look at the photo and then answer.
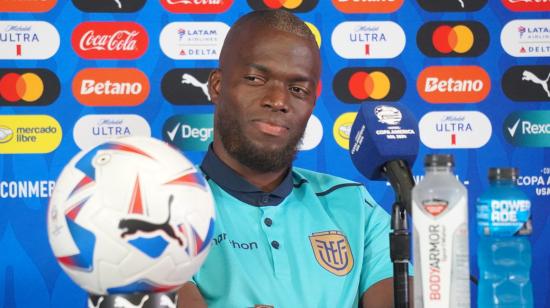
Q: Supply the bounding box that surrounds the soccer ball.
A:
[47,136,215,295]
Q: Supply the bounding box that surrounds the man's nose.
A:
[262,83,289,113]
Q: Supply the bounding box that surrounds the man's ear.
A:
[208,69,222,105]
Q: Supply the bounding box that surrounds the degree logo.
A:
[333,112,357,150]
[0,0,56,12]
[160,0,233,13]
[417,21,489,57]
[501,19,550,57]
[0,115,62,153]
[0,69,60,106]
[332,0,403,13]
[72,0,145,12]
[419,111,491,149]
[504,111,550,147]
[502,65,550,102]
[247,0,318,12]
[417,0,487,12]
[0,21,60,60]
[162,68,213,106]
[333,67,405,103]
[417,66,490,103]
[163,114,214,151]
[502,0,550,12]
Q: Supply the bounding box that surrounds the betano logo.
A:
[72,0,146,12]
[417,0,487,12]
[501,19,550,57]
[0,0,56,12]
[0,21,60,60]
[72,68,150,106]
[163,114,214,151]
[159,22,229,60]
[333,112,357,150]
[0,69,60,106]
[333,67,405,103]
[247,0,318,12]
[160,0,233,13]
[504,111,550,147]
[502,65,550,101]
[417,66,490,103]
[419,111,491,149]
[0,115,62,153]
[417,21,489,57]
[332,0,403,13]
[502,0,550,12]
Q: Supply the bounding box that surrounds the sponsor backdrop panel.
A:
[0,0,549,307]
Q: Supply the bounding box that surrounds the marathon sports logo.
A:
[247,0,318,12]
[159,22,229,60]
[72,22,148,60]
[502,65,550,101]
[73,114,151,150]
[160,0,233,13]
[72,0,146,12]
[504,111,550,147]
[161,68,213,105]
[417,66,490,103]
[0,21,60,59]
[333,67,405,103]
[417,21,489,57]
[333,112,357,150]
[0,0,56,12]
[331,21,405,59]
[331,0,403,13]
[299,115,323,151]
[0,69,60,106]
[417,0,487,11]
[419,111,491,149]
[72,68,150,106]
[501,19,550,57]
[0,115,62,153]
[502,0,550,12]
[163,114,214,151]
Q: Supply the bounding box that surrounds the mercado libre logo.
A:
[0,21,60,60]
[333,67,405,103]
[504,111,550,147]
[247,0,318,12]
[333,112,357,150]
[160,0,233,13]
[0,69,60,106]
[162,68,213,106]
[0,115,62,153]
[501,0,550,12]
[159,22,229,60]
[332,0,403,13]
[501,19,550,58]
[417,21,489,57]
[163,114,214,151]
[502,65,550,102]
[72,0,145,12]
[0,0,56,12]
[416,0,487,12]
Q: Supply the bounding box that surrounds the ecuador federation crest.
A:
[309,230,354,276]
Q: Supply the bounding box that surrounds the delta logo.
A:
[0,115,62,154]
[502,65,550,102]
[332,21,405,59]
[72,0,146,12]
[504,111,550,147]
[502,0,550,12]
[163,114,214,151]
[160,22,229,60]
[0,21,60,59]
[160,0,233,13]
[501,19,550,57]
[0,0,56,12]
[72,22,148,60]
[247,0,318,12]
[332,0,403,13]
[417,21,489,57]
[419,111,491,149]
[333,67,405,103]
[0,69,60,106]
[162,68,213,106]
[417,66,490,103]
[72,68,150,107]
[417,0,487,12]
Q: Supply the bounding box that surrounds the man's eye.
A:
[244,76,263,83]
[290,86,308,96]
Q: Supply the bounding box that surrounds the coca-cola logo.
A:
[72,22,148,59]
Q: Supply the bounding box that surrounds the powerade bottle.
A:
[477,167,533,308]
[412,154,470,308]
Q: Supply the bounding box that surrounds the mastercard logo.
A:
[0,0,56,12]
[0,69,59,106]
[332,0,403,13]
[417,0,487,12]
[417,21,489,57]
[333,67,405,103]
[247,0,318,12]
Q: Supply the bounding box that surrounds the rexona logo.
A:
[501,19,550,57]
[247,0,318,12]
[160,0,233,13]
[299,115,323,151]
[163,114,213,151]
[333,67,405,103]
[160,22,229,60]
[0,69,60,106]
[0,0,56,12]
[504,111,550,147]
[72,68,150,106]
[162,68,213,105]
[332,21,405,59]
[502,0,550,12]
[332,0,403,13]
[419,111,491,149]
[73,114,151,150]
[0,115,62,153]
[72,0,145,12]
[0,21,60,59]
[417,0,487,11]
[333,112,357,150]
[502,65,550,102]
[72,22,148,60]
[417,21,489,57]
[417,66,490,103]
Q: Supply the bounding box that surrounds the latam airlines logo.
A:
[0,21,60,59]
[72,22,149,60]
[332,0,403,13]
[417,66,491,103]
[163,114,214,151]
[333,67,406,103]
[502,0,550,12]
[0,0,56,12]
[162,68,212,105]
[331,21,405,59]
[417,21,489,57]
[160,0,233,13]
[72,0,146,12]
[0,115,62,153]
[159,22,229,60]
[501,19,550,57]
[0,69,60,106]
[504,111,550,147]
[419,111,491,148]
[417,0,487,11]
[72,68,150,106]
[502,65,550,101]
[247,0,318,12]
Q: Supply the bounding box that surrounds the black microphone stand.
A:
[382,160,415,308]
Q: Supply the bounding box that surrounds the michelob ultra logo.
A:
[501,19,550,57]
[72,0,145,12]
[417,21,489,57]
[299,115,323,151]
[333,112,357,150]
[159,22,229,60]
[502,65,550,102]
[419,111,491,149]
[0,21,60,59]
[247,0,318,12]
[417,66,490,103]
[0,0,56,12]
[160,0,233,13]
[504,111,550,147]
[502,0,550,12]
[0,69,60,106]
[163,114,214,151]
[72,68,150,106]
[332,0,403,13]
[417,0,487,12]
[0,115,62,153]
[333,67,405,103]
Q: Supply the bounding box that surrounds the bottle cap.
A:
[488,167,518,181]
[424,154,454,167]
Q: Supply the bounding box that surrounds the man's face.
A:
[210,26,320,172]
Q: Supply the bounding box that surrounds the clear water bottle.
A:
[412,154,470,308]
[477,167,533,308]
